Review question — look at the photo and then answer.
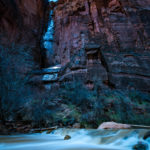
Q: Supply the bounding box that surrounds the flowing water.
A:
[0,129,150,150]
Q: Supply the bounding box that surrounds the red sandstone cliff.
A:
[0,0,48,65]
[52,0,150,91]
[0,0,150,91]
[53,0,150,64]
[0,0,48,44]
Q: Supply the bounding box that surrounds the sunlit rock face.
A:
[52,0,150,91]
[0,0,48,65]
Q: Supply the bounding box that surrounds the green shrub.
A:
[58,81,150,127]
[0,44,35,121]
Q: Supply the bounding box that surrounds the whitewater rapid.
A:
[0,129,150,150]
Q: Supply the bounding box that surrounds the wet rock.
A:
[32,127,57,133]
[64,135,71,140]
[98,122,131,129]
[46,130,53,134]
[132,141,148,150]
[143,131,150,140]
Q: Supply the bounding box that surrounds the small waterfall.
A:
[43,9,54,53]
[43,0,58,64]
[41,0,61,90]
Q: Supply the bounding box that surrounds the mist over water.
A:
[0,129,150,150]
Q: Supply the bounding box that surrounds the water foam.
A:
[0,129,150,150]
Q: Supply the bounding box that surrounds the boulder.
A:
[98,122,131,129]
[132,141,148,150]
[143,131,150,140]
[64,135,71,140]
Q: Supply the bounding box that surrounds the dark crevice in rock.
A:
[99,51,116,89]
[87,0,95,33]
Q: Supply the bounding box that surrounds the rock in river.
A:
[64,135,71,140]
[98,122,131,129]
[132,141,148,150]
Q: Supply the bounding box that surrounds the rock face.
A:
[98,121,131,129]
[52,0,150,91]
[1,0,150,91]
[0,0,48,65]
[143,131,150,140]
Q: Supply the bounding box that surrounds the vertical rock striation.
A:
[52,0,150,91]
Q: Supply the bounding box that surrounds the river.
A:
[0,129,150,150]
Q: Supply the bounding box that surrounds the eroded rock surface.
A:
[0,0,47,44]
[52,0,150,91]
[0,0,48,65]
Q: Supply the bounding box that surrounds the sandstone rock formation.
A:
[51,0,150,91]
[1,0,150,91]
[98,121,131,129]
[0,0,48,65]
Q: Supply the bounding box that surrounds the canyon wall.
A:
[53,0,150,63]
[1,0,150,91]
[0,0,48,65]
[52,0,150,92]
